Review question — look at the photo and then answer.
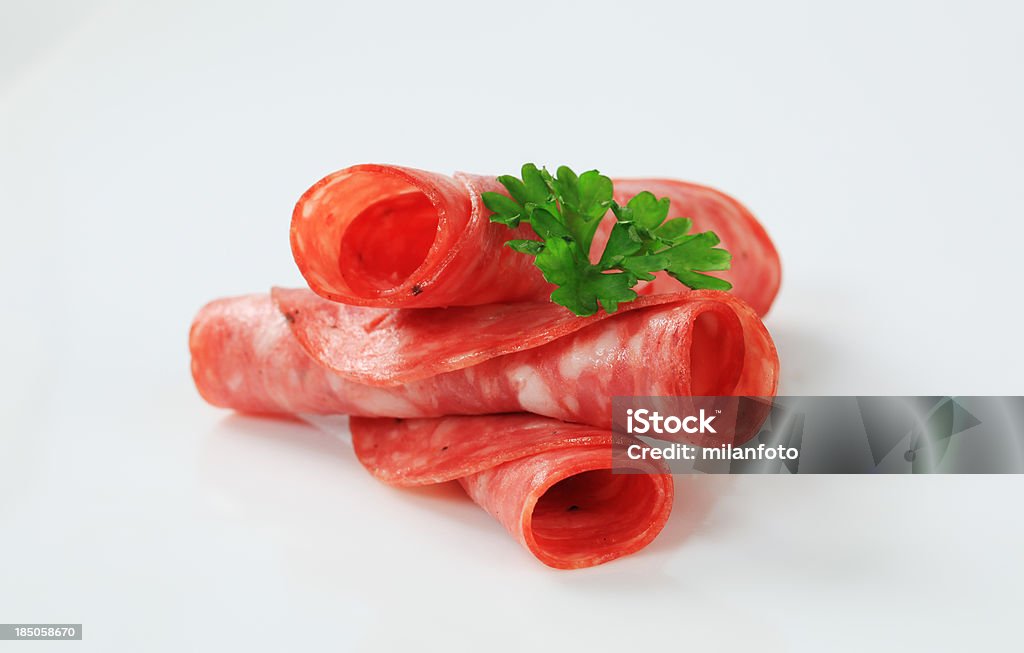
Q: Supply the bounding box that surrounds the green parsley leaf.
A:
[620,253,668,282]
[668,270,733,291]
[663,232,732,272]
[576,171,614,221]
[486,163,734,315]
[654,217,693,242]
[623,191,669,230]
[597,222,643,269]
[534,235,579,286]
[506,239,545,256]
[519,164,553,206]
[553,166,580,208]
[482,192,525,227]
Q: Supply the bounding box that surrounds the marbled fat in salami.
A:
[291,165,781,314]
[190,289,778,424]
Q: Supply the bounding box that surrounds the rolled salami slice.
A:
[350,414,673,569]
[189,289,778,424]
[270,286,683,387]
[291,165,781,314]
[290,165,546,309]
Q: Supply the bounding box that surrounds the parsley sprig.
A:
[482,164,732,316]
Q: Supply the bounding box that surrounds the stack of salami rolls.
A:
[190,164,781,568]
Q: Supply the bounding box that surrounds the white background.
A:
[2,0,1023,650]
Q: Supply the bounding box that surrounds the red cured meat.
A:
[196,163,785,568]
[350,414,674,569]
[291,165,781,314]
[291,165,545,309]
[272,286,684,386]
[189,289,778,425]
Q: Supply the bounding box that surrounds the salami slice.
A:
[189,290,778,424]
[290,165,546,309]
[270,286,684,387]
[350,414,674,569]
[291,165,781,314]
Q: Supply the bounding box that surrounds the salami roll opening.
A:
[291,165,462,302]
[291,165,549,308]
[529,469,670,568]
[339,190,437,294]
[461,445,673,569]
[689,307,744,396]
